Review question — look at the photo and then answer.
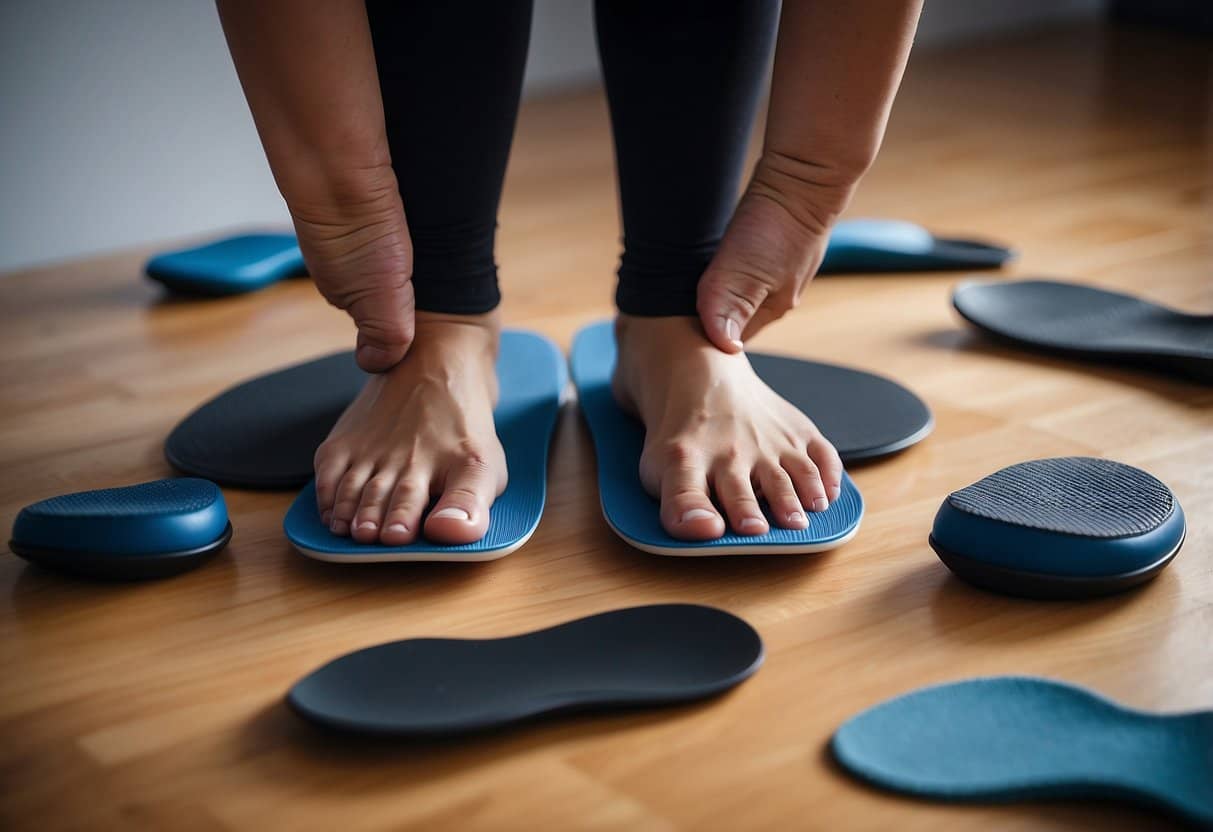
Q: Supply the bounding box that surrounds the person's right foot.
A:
[313,310,506,546]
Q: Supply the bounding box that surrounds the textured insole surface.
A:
[9,478,231,579]
[571,322,867,555]
[288,604,763,736]
[953,279,1213,383]
[820,218,1013,273]
[832,676,1213,827]
[930,457,1185,597]
[283,331,565,561]
[146,233,305,295]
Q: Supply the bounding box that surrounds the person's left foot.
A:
[612,314,844,541]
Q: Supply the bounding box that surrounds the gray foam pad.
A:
[953,279,1213,384]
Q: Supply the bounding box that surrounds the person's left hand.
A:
[696,151,856,352]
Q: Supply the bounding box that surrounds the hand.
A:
[697,152,857,353]
[288,169,416,373]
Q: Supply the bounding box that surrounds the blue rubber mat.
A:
[570,322,863,555]
[832,676,1213,827]
[820,219,1013,273]
[146,233,305,295]
[284,331,566,562]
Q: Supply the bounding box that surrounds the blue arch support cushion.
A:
[819,218,1014,273]
[284,331,566,563]
[8,478,231,580]
[145,232,305,296]
[831,676,1213,827]
[288,604,763,737]
[930,457,1185,598]
[570,321,865,556]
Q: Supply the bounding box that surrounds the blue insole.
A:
[145,233,305,296]
[283,331,565,562]
[931,457,1186,598]
[9,478,231,580]
[570,322,864,555]
[820,218,1013,273]
[289,604,763,736]
[832,676,1213,827]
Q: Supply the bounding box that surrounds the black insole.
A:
[167,350,932,489]
[953,279,1213,384]
[287,604,763,736]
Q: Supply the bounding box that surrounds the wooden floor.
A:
[2,24,1211,831]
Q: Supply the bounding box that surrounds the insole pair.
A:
[145,220,1012,297]
[170,324,935,559]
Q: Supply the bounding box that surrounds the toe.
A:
[351,471,397,543]
[329,464,373,536]
[659,455,725,540]
[808,433,844,503]
[379,477,429,545]
[423,456,499,545]
[712,464,769,536]
[313,443,350,527]
[757,463,808,529]
[783,452,828,513]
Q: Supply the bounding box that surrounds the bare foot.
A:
[612,315,843,541]
[313,310,506,545]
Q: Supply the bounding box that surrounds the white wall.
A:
[0,0,1102,273]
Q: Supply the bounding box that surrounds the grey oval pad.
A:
[288,604,763,736]
[953,279,1213,384]
[167,350,933,489]
[831,676,1213,827]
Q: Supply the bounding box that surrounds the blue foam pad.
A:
[570,322,863,555]
[820,218,1014,273]
[9,478,231,579]
[930,457,1185,598]
[832,676,1213,827]
[145,233,305,295]
[284,331,566,562]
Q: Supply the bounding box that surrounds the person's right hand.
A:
[289,171,416,373]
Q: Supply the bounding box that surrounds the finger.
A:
[757,463,808,530]
[807,432,844,504]
[329,463,374,536]
[350,282,416,373]
[379,476,431,545]
[423,455,500,545]
[782,451,828,513]
[696,267,769,354]
[658,449,725,541]
[350,470,399,543]
[712,464,768,536]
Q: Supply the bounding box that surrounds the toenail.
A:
[739,517,766,532]
[386,523,408,534]
[811,498,829,512]
[357,520,377,531]
[787,511,806,525]
[330,519,348,534]
[431,507,471,521]
[321,511,332,525]
[680,508,717,523]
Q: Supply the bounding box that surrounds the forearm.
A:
[216,0,397,215]
[758,0,922,228]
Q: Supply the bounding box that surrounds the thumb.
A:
[348,283,416,373]
[696,266,770,354]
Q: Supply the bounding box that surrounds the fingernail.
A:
[811,498,829,512]
[787,511,806,525]
[357,520,377,532]
[386,522,408,534]
[721,316,743,347]
[739,517,767,533]
[680,508,717,523]
[431,507,471,521]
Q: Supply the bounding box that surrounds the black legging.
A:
[366,0,779,317]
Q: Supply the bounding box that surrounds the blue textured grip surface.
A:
[832,676,1213,826]
[11,478,229,555]
[820,219,1013,273]
[284,331,565,560]
[932,457,1185,578]
[146,233,304,296]
[570,322,863,554]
